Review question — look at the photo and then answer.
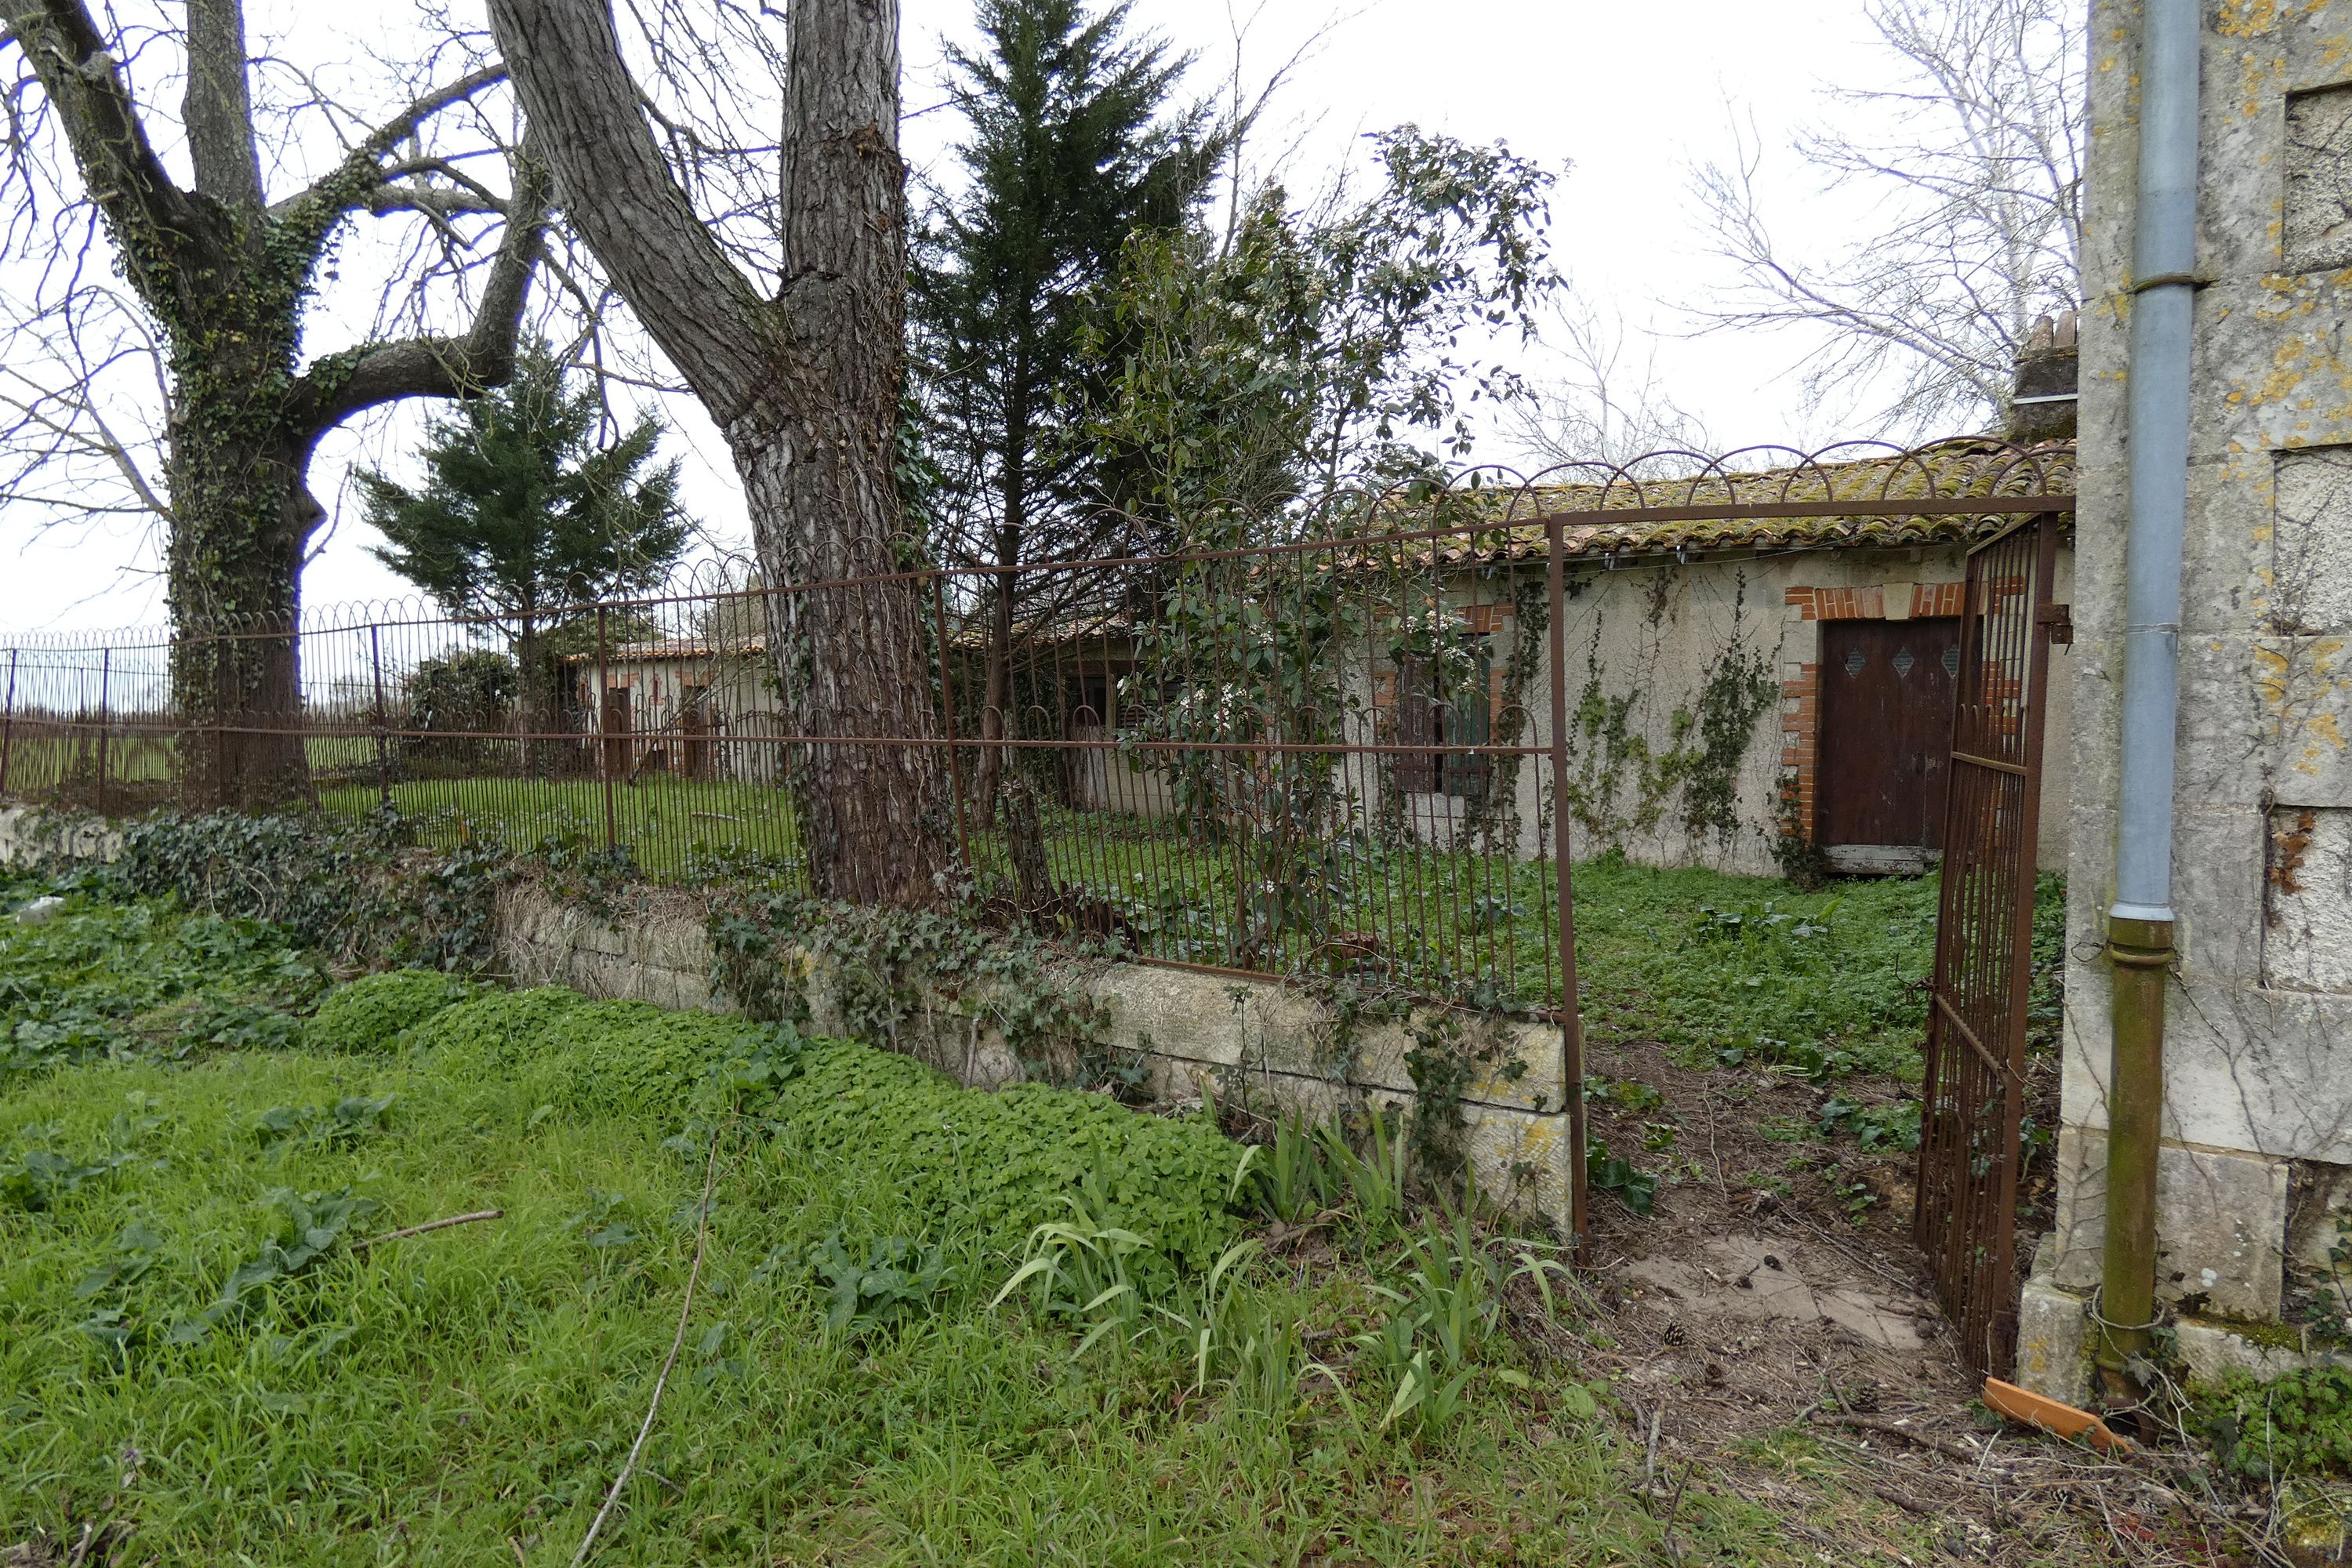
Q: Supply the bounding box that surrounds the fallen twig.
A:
[351,1208,504,1252]
[1811,1410,1986,1465]
[1860,1479,1939,1518]
[1658,1465,1693,1566]
[568,1119,728,1567]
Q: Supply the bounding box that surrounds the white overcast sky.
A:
[1,0,1905,632]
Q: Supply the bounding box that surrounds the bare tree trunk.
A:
[491,0,953,906]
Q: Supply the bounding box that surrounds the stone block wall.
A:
[496,883,1581,1236]
[2025,0,2352,1399]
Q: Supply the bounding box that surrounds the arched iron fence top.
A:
[1364,435,2075,572]
[0,438,2077,662]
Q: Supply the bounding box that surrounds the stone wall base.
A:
[495,883,1582,1238]
[2016,1236,2350,1406]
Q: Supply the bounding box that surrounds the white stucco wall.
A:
[1389,544,2078,880]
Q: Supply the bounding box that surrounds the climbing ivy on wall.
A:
[1563,571,1779,855]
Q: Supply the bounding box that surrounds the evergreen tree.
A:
[912,0,1220,811]
[357,344,688,746]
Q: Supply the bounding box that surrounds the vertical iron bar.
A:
[596,604,617,852]
[0,647,17,800]
[931,568,972,872]
[1544,517,1588,1261]
[95,646,111,817]
[369,623,392,812]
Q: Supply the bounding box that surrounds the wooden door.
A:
[1817,618,1962,852]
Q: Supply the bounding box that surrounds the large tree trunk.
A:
[490,0,956,907]
[744,426,951,907]
[164,319,318,813]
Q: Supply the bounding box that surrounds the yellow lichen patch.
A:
[2256,643,2295,706]
[2219,0,2281,41]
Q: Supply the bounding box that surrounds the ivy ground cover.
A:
[0,869,1857,1566]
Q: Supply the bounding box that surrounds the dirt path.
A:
[1571,1036,2274,1566]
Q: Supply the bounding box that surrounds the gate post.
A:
[1544,515,1589,1261]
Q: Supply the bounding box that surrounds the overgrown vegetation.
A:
[2195,1365,2352,1481]
[1,869,1828,1565]
[1,866,326,1080]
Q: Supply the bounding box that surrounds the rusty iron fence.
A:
[0,441,2077,1253]
[1913,514,2067,1379]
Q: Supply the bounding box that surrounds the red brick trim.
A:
[1780,662,1820,837]
[1911,581,1965,618]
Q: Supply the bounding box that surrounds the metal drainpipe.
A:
[2099,0,2198,1407]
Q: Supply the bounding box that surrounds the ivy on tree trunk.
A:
[3,0,549,810]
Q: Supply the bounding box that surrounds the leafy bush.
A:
[401,651,519,772]
[1,883,325,1077]
[787,1232,955,1336]
[117,812,386,956]
[251,1095,397,1152]
[2198,1365,2352,1479]
[1816,1094,1922,1153]
[559,1009,768,1120]
[2,1146,136,1212]
[773,1039,1244,1290]
[105,810,514,974]
[401,986,596,1071]
[395,981,1240,1290]
[303,970,479,1054]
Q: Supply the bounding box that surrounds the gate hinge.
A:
[2038,602,2074,645]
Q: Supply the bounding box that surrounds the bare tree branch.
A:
[1506,298,1714,469]
[2,0,195,284]
[288,143,552,437]
[489,0,775,425]
[1688,0,2082,437]
[266,64,504,226]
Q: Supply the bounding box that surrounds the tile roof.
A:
[1406,437,2075,566]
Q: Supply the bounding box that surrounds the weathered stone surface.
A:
[2285,84,2352,274]
[2176,1316,2352,1390]
[2266,806,2352,994]
[494,882,1578,1236]
[2049,1127,2290,1318]
[2013,1272,2092,1408]
[0,807,121,867]
[2066,2,2352,1351]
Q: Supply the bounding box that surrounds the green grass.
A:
[0,882,1826,1566]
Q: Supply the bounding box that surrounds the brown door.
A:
[1817,618,1962,851]
[681,686,711,779]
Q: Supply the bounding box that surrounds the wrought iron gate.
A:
[1915,514,2064,1378]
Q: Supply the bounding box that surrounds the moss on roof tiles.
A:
[1413,437,2075,563]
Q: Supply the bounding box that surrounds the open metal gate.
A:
[1915,514,2064,1378]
